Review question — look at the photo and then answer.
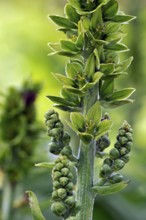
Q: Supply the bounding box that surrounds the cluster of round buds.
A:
[45,110,71,155]
[51,155,76,218]
[99,121,133,185]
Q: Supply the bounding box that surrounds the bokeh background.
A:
[0,0,146,219]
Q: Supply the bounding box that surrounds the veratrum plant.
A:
[27,1,135,220]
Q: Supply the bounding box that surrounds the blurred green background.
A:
[0,0,146,219]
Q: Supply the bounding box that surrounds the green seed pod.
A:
[109,148,120,160]
[51,202,67,216]
[103,158,113,167]
[113,159,125,171]
[109,173,123,184]
[59,177,69,186]
[55,162,64,171]
[53,181,61,189]
[65,196,75,208]
[61,167,70,176]
[122,155,130,163]
[53,171,62,181]
[61,146,72,157]
[118,136,128,145]
[57,188,67,199]
[52,191,59,200]
[48,142,61,155]
[100,164,112,178]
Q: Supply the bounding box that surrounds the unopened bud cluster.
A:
[98,121,133,185]
[45,110,76,218]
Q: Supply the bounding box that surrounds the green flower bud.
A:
[118,136,128,145]
[109,173,123,183]
[100,164,112,178]
[103,158,113,167]
[51,202,67,216]
[125,132,133,141]
[99,136,111,150]
[50,112,59,119]
[119,147,129,156]
[44,109,55,119]
[61,146,72,157]
[60,157,69,167]
[48,142,61,155]
[55,162,64,171]
[61,167,70,176]
[52,191,59,200]
[46,118,59,128]
[67,172,73,179]
[53,171,62,181]
[49,128,63,138]
[119,129,126,136]
[55,158,61,164]
[59,177,69,186]
[57,188,67,199]
[65,196,75,208]
[109,148,120,160]
[114,141,121,149]
[62,132,71,145]
[113,159,125,171]
[121,155,130,163]
[125,141,133,151]
[55,121,64,129]
[66,182,74,192]
[53,181,61,189]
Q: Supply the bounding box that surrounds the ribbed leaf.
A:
[104,43,128,51]
[103,0,119,18]
[106,88,136,101]
[26,191,46,220]
[104,22,120,34]
[86,101,101,125]
[100,63,115,75]
[92,181,129,195]
[106,32,126,42]
[100,79,114,98]
[95,119,113,140]
[65,3,80,23]
[111,15,136,23]
[47,96,76,106]
[101,99,134,108]
[60,40,79,52]
[115,56,133,72]
[49,15,77,29]
[52,73,74,86]
[70,112,85,132]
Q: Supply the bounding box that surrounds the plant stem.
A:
[1,175,14,220]
[76,141,95,220]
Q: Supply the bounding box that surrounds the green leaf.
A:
[100,79,114,98]
[47,96,76,106]
[60,40,79,52]
[57,50,79,57]
[84,53,95,79]
[48,43,61,51]
[86,101,101,125]
[106,88,136,101]
[95,119,113,140]
[94,48,100,70]
[91,7,103,30]
[76,32,84,48]
[54,104,80,112]
[100,63,115,75]
[66,120,78,132]
[52,73,74,86]
[115,56,133,72]
[92,181,129,195]
[35,162,54,169]
[49,15,77,29]
[61,88,80,103]
[66,62,83,78]
[68,0,81,10]
[101,99,134,108]
[65,3,80,23]
[104,43,128,51]
[93,72,103,82]
[106,32,126,42]
[103,0,119,18]
[80,16,90,31]
[104,22,120,34]
[110,15,136,23]
[64,86,85,96]
[26,191,46,220]
[78,132,93,144]
[70,112,85,132]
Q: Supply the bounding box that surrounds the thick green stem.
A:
[76,141,95,220]
[1,175,14,220]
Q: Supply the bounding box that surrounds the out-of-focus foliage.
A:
[0,0,146,220]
